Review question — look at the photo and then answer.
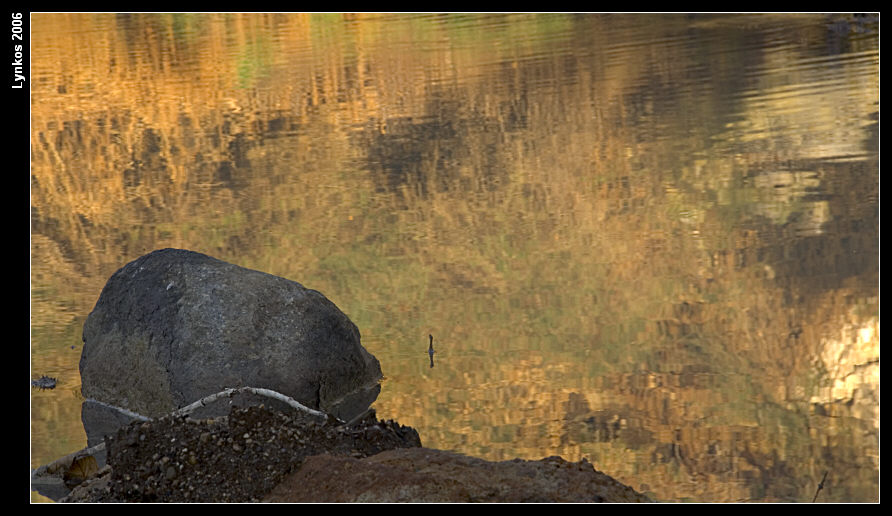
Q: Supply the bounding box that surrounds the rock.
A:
[263,447,652,503]
[79,248,382,445]
[31,375,57,389]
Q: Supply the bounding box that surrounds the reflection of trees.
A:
[30,13,878,502]
[358,94,509,202]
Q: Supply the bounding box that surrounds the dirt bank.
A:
[55,405,650,503]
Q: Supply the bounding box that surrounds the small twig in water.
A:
[812,470,829,502]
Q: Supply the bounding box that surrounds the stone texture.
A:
[263,447,652,503]
[79,249,382,429]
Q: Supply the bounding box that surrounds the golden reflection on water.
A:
[30,13,878,502]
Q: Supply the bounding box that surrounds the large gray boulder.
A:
[79,248,382,441]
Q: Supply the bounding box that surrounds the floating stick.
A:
[812,470,829,502]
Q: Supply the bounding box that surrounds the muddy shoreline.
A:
[37,404,650,503]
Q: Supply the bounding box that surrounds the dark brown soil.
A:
[57,404,651,503]
[265,448,653,503]
[63,405,420,502]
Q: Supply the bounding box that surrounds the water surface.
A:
[30,13,878,502]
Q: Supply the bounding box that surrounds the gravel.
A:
[62,405,421,502]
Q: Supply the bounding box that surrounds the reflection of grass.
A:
[169,13,206,40]
[438,13,575,46]
[330,13,577,53]
[264,161,735,388]
[29,11,878,502]
[236,38,273,89]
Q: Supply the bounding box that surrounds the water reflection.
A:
[31,13,878,502]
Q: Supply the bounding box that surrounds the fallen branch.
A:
[87,397,151,422]
[172,386,336,421]
[86,386,339,423]
[32,441,108,478]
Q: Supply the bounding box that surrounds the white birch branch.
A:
[172,386,335,421]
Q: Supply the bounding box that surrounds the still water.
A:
[30,13,878,502]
